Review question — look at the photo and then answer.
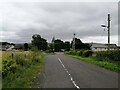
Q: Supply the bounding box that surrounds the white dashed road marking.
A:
[58,57,80,89]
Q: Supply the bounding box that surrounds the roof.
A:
[90,43,117,48]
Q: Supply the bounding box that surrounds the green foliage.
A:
[65,50,120,72]
[31,46,38,52]
[82,50,93,57]
[2,51,45,88]
[66,54,120,72]
[65,50,76,55]
[24,43,28,51]
[54,39,65,52]
[31,34,47,51]
[45,49,54,53]
[2,59,17,78]
[71,38,82,49]
[71,38,90,50]
[65,50,93,57]
[76,50,85,56]
[95,50,120,61]
[64,41,70,51]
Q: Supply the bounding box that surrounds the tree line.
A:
[31,34,90,51]
[16,34,90,51]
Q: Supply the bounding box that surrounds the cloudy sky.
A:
[0,0,119,45]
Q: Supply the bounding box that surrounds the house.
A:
[0,42,15,51]
[88,43,118,51]
[6,45,15,51]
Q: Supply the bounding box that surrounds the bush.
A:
[65,50,85,56]
[82,50,93,57]
[96,50,120,61]
[2,59,17,78]
[76,50,82,56]
[2,51,42,78]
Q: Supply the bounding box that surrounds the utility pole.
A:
[108,14,110,50]
[52,37,55,52]
[101,14,111,50]
[72,33,76,50]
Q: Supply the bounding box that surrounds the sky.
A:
[0,0,119,45]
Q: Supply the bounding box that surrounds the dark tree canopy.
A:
[71,38,83,49]
[24,43,28,51]
[64,41,70,51]
[71,38,90,50]
[31,34,47,51]
[54,39,64,52]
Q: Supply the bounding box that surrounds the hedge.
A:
[95,50,120,61]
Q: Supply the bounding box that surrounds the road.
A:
[41,53,118,89]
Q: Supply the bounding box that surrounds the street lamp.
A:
[101,14,110,50]
[101,24,107,28]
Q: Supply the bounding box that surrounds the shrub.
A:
[96,50,120,61]
[2,51,42,78]
[2,59,17,78]
[15,55,30,67]
[82,50,93,57]
[76,50,83,56]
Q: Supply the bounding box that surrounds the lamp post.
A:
[101,14,110,50]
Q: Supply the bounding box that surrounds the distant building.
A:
[88,43,118,51]
[0,42,15,51]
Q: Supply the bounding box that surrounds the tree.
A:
[31,34,47,51]
[82,43,90,50]
[41,38,48,51]
[24,43,28,51]
[71,38,90,50]
[64,41,70,51]
[54,39,64,52]
[71,38,83,49]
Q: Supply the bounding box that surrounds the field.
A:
[1,50,45,88]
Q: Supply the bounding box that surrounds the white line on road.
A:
[58,57,80,89]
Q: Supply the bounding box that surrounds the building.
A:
[88,43,118,51]
[0,42,15,51]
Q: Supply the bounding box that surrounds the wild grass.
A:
[2,51,45,88]
[66,54,120,72]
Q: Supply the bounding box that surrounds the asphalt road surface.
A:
[42,53,118,89]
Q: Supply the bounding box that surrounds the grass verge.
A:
[2,51,45,88]
[65,54,120,73]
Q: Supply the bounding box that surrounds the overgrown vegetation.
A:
[95,50,120,61]
[2,51,45,88]
[65,50,120,72]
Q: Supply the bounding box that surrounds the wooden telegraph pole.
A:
[101,14,111,50]
[73,33,76,50]
[108,14,110,50]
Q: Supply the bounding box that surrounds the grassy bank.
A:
[2,51,45,88]
[65,54,120,72]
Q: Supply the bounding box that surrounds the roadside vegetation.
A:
[65,50,120,72]
[2,50,45,88]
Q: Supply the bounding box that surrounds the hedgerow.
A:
[95,50,120,61]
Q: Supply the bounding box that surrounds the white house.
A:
[0,42,15,51]
[6,45,15,51]
[88,43,118,51]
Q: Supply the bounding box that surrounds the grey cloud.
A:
[1,2,118,44]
